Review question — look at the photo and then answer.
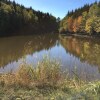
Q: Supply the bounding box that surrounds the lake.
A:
[0,34,100,81]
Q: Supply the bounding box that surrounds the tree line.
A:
[59,1,100,35]
[0,0,59,36]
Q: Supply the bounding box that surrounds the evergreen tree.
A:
[0,0,58,36]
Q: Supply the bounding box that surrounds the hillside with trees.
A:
[0,0,58,36]
[59,1,100,35]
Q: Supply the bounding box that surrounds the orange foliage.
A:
[77,16,82,31]
[68,16,82,33]
[67,17,74,32]
[73,18,78,32]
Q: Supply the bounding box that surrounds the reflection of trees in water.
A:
[0,34,58,67]
[59,35,100,69]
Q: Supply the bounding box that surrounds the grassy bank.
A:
[0,58,100,100]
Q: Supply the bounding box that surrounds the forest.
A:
[0,0,100,36]
[0,0,59,36]
[59,1,100,35]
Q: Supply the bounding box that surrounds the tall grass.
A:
[0,57,100,99]
[0,57,63,88]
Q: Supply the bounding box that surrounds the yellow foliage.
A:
[85,18,93,34]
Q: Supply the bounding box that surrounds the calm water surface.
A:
[0,34,100,80]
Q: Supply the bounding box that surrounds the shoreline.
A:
[59,33,100,39]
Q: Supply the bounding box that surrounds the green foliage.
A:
[89,4,100,17]
[80,11,88,33]
[85,3,100,34]
[0,0,58,36]
[94,17,100,33]
[59,27,66,33]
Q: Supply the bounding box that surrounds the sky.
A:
[10,0,99,19]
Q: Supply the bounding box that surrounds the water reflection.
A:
[0,34,100,80]
[0,34,58,68]
[59,35,100,80]
[59,35,100,68]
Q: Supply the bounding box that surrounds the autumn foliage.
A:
[60,2,100,35]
